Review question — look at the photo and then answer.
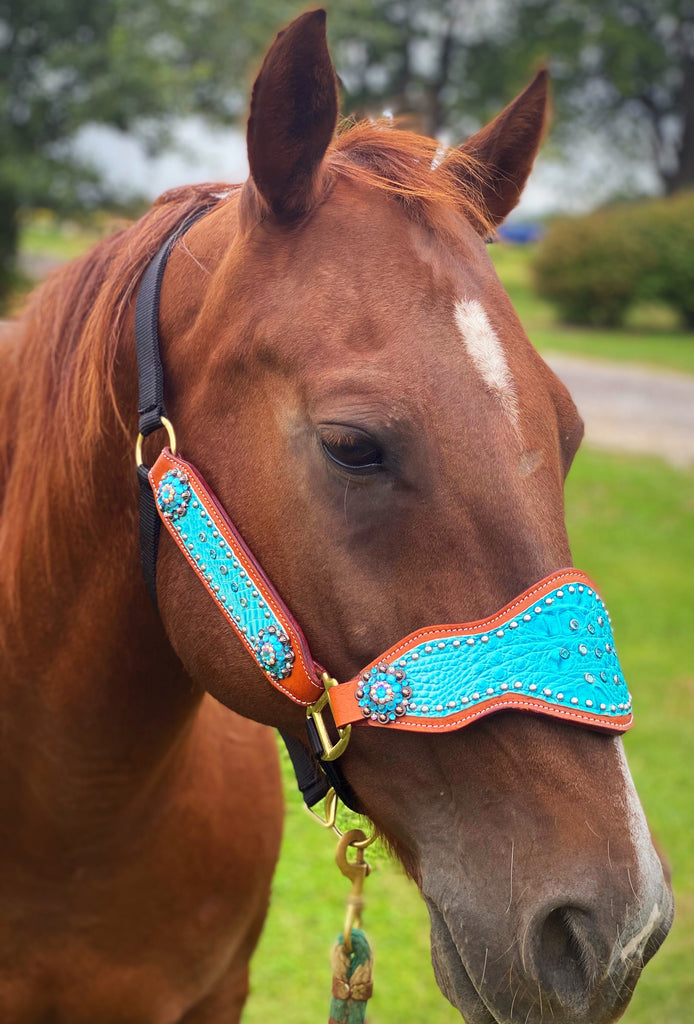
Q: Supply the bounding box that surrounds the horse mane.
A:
[0,121,487,613]
[0,182,235,612]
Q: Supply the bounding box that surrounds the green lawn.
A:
[490,243,694,376]
[246,449,694,1023]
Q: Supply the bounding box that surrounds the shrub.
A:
[533,190,694,328]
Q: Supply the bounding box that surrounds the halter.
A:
[135,212,633,807]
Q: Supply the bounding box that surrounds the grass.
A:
[489,243,694,377]
[245,449,694,1023]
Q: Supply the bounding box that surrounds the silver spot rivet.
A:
[545,597,554,605]
[543,688,552,696]
[509,621,519,629]
[568,585,575,593]
[534,606,542,614]
[496,629,504,638]
[571,696,579,704]
[500,682,508,691]
[585,673,595,683]
[452,640,461,648]
[557,692,564,700]
[467,638,475,646]
[514,681,523,689]
[523,614,532,622]
[486,687,494,695]
[586,699,594,707]
[529,683,537,692]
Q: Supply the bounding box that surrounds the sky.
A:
[75,116,660,220]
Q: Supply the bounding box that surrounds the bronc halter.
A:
[135,210,633,811]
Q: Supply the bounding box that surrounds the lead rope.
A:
[329,829,374,1023]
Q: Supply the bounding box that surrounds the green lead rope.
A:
[329,929,373,1024]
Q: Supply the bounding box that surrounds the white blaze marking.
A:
[613,737,663,904]
[620,902,660,961]
[454,298,519,425]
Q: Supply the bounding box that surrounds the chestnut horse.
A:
[0,9,672,1024]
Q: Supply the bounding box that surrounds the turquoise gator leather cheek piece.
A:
[156,467,296,682]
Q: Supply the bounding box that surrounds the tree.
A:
[328,0,694,195]
[0,0,300,301]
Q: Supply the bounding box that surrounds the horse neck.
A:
[0,346,201,837]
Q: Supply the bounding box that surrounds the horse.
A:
[0,9,673,1023]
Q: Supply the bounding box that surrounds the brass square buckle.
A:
[306,672,352,762]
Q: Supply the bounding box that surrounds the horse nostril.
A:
[536,905,609,1002]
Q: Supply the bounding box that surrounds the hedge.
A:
[533,190,694,328]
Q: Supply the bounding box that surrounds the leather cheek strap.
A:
[149,448,324,706]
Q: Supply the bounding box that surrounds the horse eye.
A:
[320,430,384,472]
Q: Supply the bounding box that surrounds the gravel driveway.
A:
[546,353,694,470]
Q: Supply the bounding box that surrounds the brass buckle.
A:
[306,672,352,762]
[135,416,177,469]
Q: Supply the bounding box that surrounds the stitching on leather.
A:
[150,455,320,703]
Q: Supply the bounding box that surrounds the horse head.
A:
[144,12,672,1023]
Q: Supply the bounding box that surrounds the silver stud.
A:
[545,597,554,605]
[523,613,532,622]
[534,606,542,614]
[600,703,607,711]
[568,585,575,593]
[192,501,199,508]
[557,692,564,700]
[461,695,469,704]
[452,640,461,648]
[500,682,508,691]
[212,530,219,538]
[467,638,476,646]
[543,688,552,696]
[579,644,588,655]
[571,696,579,704]
[514,681,523,689]
[556,590,564,599]
[438,641,446,650]
[436,704,444,712]
[570,619,580,630]
[585,673,595,683]
[411,652,419,660]
[447,700,456,708]
[486,687,494,695]
[421,705,430,713]
[472,692,480,700]
[496,629,504,638]
[529,683,537,692]
[425,645,433,653]
[578,585,584,592]
[509,621,519,629]
[586,699,594,707]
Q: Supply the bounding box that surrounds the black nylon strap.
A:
[135,208,213,434]
[135,205,216,609]
[280,731,331,808]
[306,718,360,811]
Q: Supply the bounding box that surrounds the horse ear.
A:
[454,70,549,232]
[245,9,339,221]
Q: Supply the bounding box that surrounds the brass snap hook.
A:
[336,828,371,954]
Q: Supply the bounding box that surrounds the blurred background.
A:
[2,1,692,1021]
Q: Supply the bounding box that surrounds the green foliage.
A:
[0,0,303,300]
[533,191,694,328]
